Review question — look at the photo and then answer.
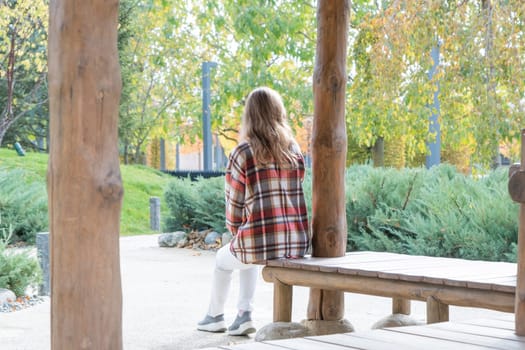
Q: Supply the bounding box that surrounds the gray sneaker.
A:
[228,311,256,336]
[197,314,227,332]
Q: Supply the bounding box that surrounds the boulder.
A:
[371,313,424,329]
[204,231,222,245]
[0,288,16,306]
[255,322,312,341]
[301,318,354,336]
[158,231,187,247]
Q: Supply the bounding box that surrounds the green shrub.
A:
[162,164,519,262]
[164,176,227,233]
[163,177,198,231]
[192,177,226,232]
[0,222,42,297]
[0,168,48,244]
[346,164,518,262]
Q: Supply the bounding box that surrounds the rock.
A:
[255,322,312,341]
[176,237,188,248]
[197,230,210,239]
[158,231,187,247]
[0,288,16,306]
[221,232,232,246]
[301,318,354,336]
[204,231,221,245]
[371,313,424,329]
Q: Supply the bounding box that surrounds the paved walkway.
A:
[0,235,511,349]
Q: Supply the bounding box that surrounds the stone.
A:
[204,231,221,245]
[0,288,16,306]
[158,231,187,247]
[176,237,188,248]
[149,197,161,232]
[197,230,210,239]
[301,318,354,336]
[36,232,50,296]
[221,232,232,246]
[255,322,312,342]
[371,313,424,329]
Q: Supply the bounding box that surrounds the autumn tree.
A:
[346,0,525,170]
[0,0,48,147]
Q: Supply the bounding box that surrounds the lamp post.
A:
[202,61,217,171]
[426,42,441,168]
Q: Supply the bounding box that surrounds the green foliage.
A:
[163,164,518,262]
[0,222,42,297]
[0,0,48,147]
[119,164,173,235]
[0,148,174,236]
[346,165,518,262]
[164,177,198,231]
[164,176,227,233]
[347,1,525,167]
[0,168,47,243]
[192,177,227,232]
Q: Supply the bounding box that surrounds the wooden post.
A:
[392,298,411,315]
[426,296,449,324]
[510,129,525,335]
[274,279,293,323]
[47,1,123,349]
[307,0,349,322]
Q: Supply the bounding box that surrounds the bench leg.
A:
[274,278,292,322]
[392,298,411,315]
[426,296,449,324]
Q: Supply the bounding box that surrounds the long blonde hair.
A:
[239,87,299,166]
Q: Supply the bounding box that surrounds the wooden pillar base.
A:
[255,322,311,341]
[302,318,354,336]
[371,313,423,329]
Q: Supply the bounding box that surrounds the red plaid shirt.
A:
[225,141,310,264]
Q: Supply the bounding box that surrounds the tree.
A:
[198,0,317,147]
[0,0,48,147]
[346,1,525,169]
[116,0,318,163]
[48,0,123,347]
[307,0,350,330]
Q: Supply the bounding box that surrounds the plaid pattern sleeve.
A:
[226,142,310,264]
[225,146,246,234]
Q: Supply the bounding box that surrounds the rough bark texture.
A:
[308,0,349,321]
[47,1,123,349]
[515,129,525,335]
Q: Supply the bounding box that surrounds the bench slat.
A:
[266,252,516,294]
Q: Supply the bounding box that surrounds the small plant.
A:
[163,177,198,231]
[0,214,42,297]
[0,168,48,244]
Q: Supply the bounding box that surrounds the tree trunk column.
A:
[47,1,123,349]
[307,0,350,328]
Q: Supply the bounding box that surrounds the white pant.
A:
[207,244,259,317]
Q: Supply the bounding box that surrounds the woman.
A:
[197,87,310,336]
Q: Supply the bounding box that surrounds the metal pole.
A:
[426,42,441,168]
[160,138,166,171]
[202,61,217,171]
[175,143,180,171]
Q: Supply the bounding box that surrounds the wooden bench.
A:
[260,251,516,324]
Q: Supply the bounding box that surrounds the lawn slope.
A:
[0,148,173,235]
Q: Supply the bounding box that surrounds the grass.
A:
[0,147,173,235]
